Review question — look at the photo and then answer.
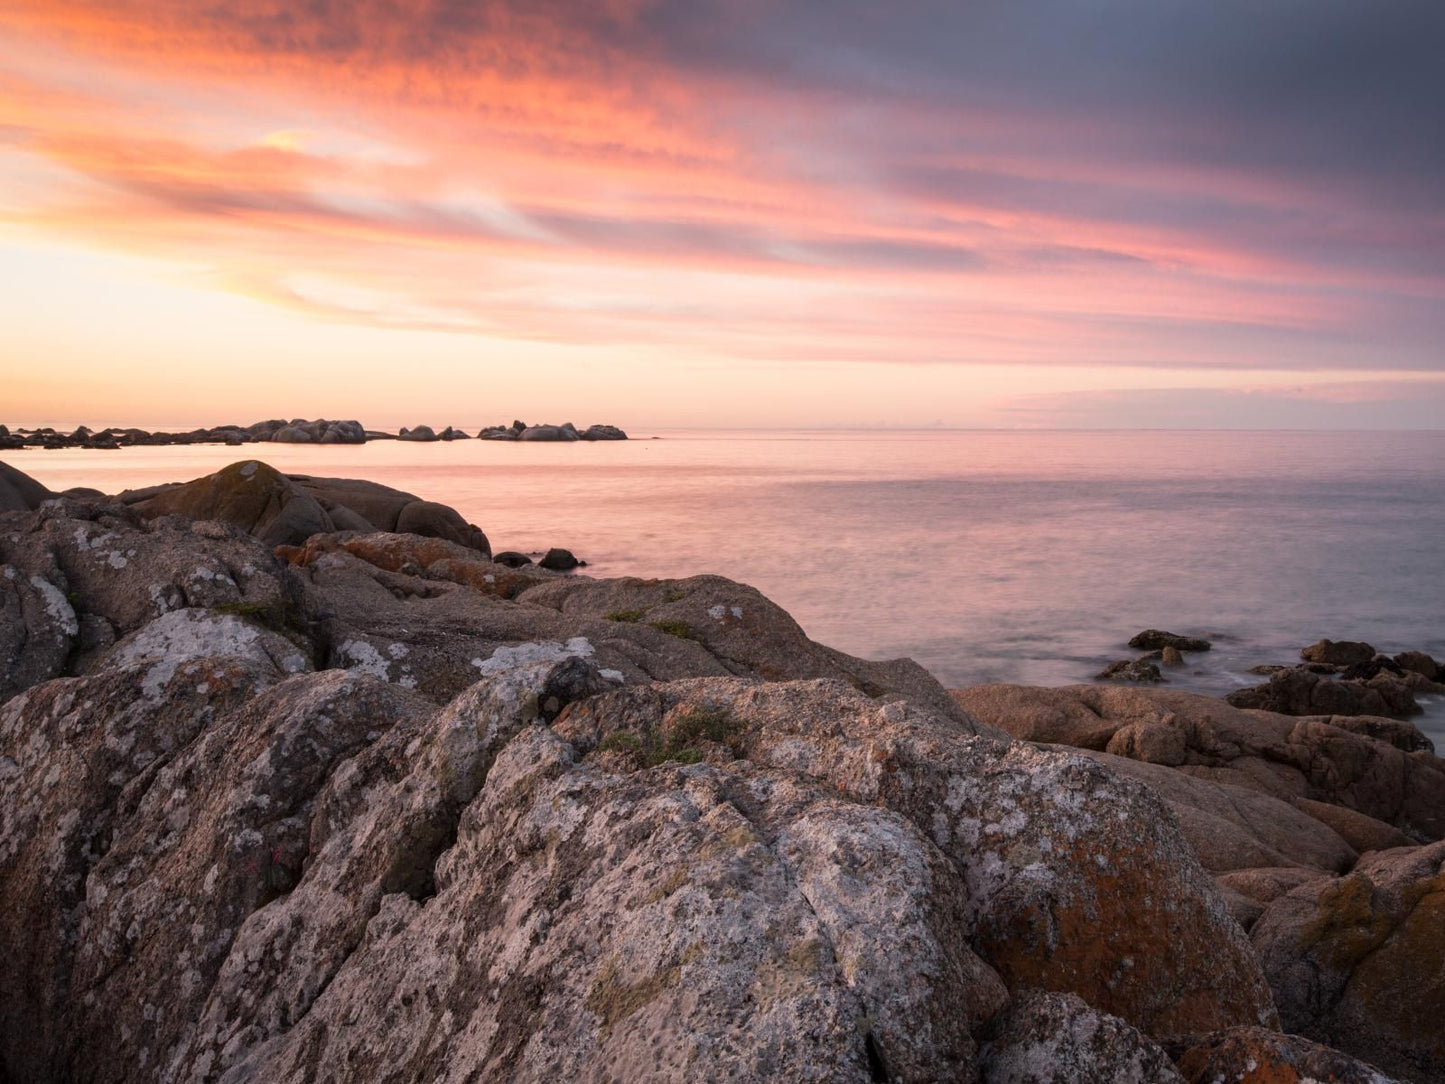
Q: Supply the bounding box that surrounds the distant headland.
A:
[0,418,627,450]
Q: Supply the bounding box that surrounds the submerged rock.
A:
[538,546,581,571]
[1128,629,1212,652]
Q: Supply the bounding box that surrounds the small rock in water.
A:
[1096,659,1165,683]
[1299,638,1375,667]
[1161,646,1185,667]
[492,551,534,568]
[539,547,581,571]
[1128,629,1212,652]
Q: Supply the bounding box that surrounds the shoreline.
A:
[2,456,1443,1081]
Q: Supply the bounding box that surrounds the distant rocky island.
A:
[1,456,1442,1083]
[0,417,627,450]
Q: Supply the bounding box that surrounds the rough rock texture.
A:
[1394,650,1440,681]
[1178,1026,1405,1084]
[1251,840,1445,1083]
[1301,638,1377,667]
[1226,666,1419,719]
[1094,658,1164,683]
[126,461,490,555]
[558,678,1279,1043]
[1128,630,1212,652]
[0,496,305,703]
[953,684,1445,843]
[980,991,1184,1083]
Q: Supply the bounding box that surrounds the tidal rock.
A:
[438,426,472,440]
[1178,1026,1408,1084]
[491,550,534,568]
[1251,840,1445,1082]
[1161,645,1186,667]
[1128,629,1212,652]
[1226,666,1419,718]
[1394,650,1440,681]
[398,425,439,441]
[270,424,314,443]
[519,424,580,442]
[539,546,581,571]
[1301,638,1377,667]
[580,424,628,440]
[1095,658,1164,683]
[981,990,1184,1084]
[477,426,517,441]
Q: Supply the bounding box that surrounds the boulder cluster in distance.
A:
[0,417,628,450]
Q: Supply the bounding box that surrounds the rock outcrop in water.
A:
[0,418,628,448]
[0,459,1437,1083]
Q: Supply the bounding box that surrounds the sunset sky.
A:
[2,1,1442,428]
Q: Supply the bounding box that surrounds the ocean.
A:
[11,428,1445,747]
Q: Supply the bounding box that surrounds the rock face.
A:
[124,460,491,555]
[1177,1026,1408,1084]
[980,991,1184,1084]
[1,459,54,511]
[953,684,1445,845]
[1128,630,1212,652]
[1250,840,1445,1083]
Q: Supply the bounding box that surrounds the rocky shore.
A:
[2,458,1441,1083]
[0,417,627,450]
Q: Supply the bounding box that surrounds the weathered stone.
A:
[1251,840,1445,1082]
[981,990,1185,1084]
[0,460,53,512]
[1301,638,1377,666]
[1394,650,1440,681]
[558,678,1279,1042]
[397,425,439,441]
[1128,629,1212,652]
[1178,1026,1408,1084]
[1161,645,1186,667]
[1226,666,1419,718]
[954,683,1445,843]
[1094,658,1165,682]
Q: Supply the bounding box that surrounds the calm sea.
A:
[11,429,1445,747]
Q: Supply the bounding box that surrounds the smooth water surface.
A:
[14,429,1445,746]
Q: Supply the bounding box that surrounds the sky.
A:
[2,1,1443,429]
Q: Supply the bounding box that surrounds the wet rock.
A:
[491,550,534,567]
[438,426,472,440]
[1161,645,1186,667]
[1095,658,1165,683]
[477,426,517,440]
[1178,1026,1408,1084]
[538,546,581,571]
[1251,841,1445,1082]
[1394,650,1440,681]
[1301,638,1377,667]
[1128,629,1212,652]
[981,990,1184,1083]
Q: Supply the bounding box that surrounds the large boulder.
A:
[125,461,490,556]
[398,425,438,441]
[557,678,1279,1042]
[954,683,1445,843]
[1251,840,1445,1083]
[579,424,628,440]
[518,424,580,442]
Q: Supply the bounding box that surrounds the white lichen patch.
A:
[471,637,595,675]
[29,575,79,637]
[599,669,625,684]
[337,640,392,681]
